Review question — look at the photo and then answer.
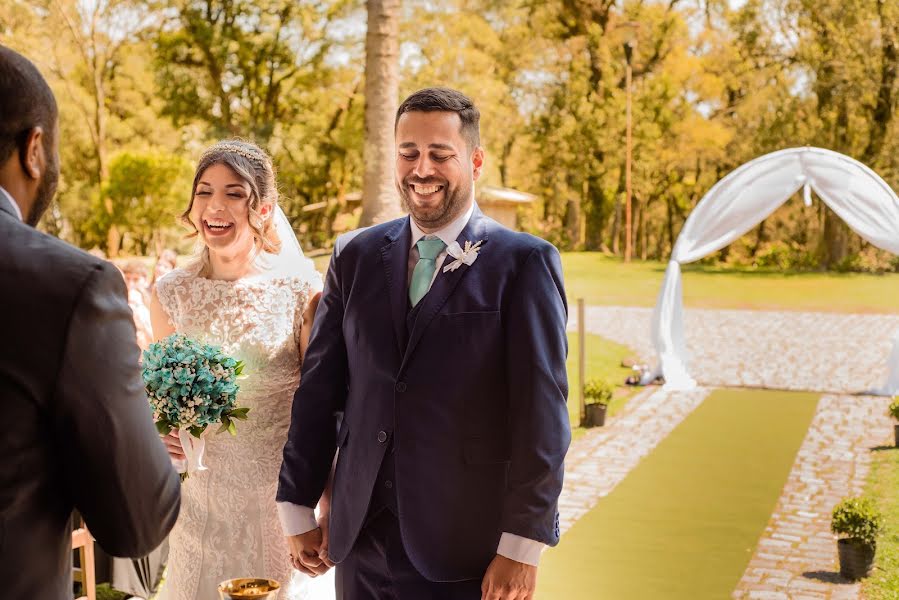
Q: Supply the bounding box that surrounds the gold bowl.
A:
[218,578,281,599]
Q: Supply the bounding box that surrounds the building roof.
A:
[477,185,537,204]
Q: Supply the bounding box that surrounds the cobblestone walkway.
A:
[731,395,892,600]
[569,307,899,394]
[558,386,710,534]
[561,306,896,598]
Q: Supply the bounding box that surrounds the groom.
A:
[278,87,570,599]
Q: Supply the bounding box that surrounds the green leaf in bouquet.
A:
[234,361,246,378]
[229,407,250,420]
[217,417,232,435]
[155,420,172,436]
[189,426,205,439]
[227,419,237,436]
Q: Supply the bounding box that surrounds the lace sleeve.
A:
[154,269,186,330]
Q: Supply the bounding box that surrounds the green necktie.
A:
[409,238,447,308]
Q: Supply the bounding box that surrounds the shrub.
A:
[832,496,883,545]
[889,397,899,420]
[584,378,614,406]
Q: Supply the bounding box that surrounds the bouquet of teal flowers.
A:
[142,333,249,478]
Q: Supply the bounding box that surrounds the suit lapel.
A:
[401,208,489,370]
[380,217,412,357]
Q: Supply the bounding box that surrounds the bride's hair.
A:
[182,139,283,263]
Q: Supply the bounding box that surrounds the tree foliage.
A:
[4,0,899,270]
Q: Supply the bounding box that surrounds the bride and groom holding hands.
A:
[1,44,571,600]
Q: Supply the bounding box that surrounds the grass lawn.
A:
[309,251,899,313]
[562,253,899,314]
[537,389,820,600]
[566,332,639,432]
[863,443,899,598]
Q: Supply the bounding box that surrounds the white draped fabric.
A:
[647,147,899,394]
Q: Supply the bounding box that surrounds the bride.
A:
[150,139,335,600]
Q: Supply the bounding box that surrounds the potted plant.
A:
[889,397,899,447]
[583,379,613,427]
[831,496,883,580]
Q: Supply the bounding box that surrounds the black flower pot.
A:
[894,424,899,448]
[585,403,607,427]
[837,538,875,580]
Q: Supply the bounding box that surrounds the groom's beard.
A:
[398,175,471,232]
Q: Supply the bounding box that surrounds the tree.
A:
[5,0,173,255]
[91,151,192,255]
[359,0,402,226]
[154,0,352,143]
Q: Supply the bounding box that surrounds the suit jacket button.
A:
[377,431,388,443]
[395,381,407,393]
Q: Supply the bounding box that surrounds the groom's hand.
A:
[481,555,537,600]
[286,529,330,577]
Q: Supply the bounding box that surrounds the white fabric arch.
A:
[646,147,899,394]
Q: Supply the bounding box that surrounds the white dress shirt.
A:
[278,201,545,567]
[0,186,23,221]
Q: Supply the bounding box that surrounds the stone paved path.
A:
[560,306,897,598]
[731,395,892,600]
[569,307,899,394]
[559,386,710,534]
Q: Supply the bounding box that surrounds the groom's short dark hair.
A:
[395,87,480,151]
[0,45,58,165]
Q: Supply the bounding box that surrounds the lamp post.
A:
[623,36,636,263]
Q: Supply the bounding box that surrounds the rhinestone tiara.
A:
[202,142,267,163]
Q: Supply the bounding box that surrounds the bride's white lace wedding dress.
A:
[154,264,335,600]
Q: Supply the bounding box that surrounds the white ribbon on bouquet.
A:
[174,430,207,475]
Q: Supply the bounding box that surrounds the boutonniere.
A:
[443,240,484,273]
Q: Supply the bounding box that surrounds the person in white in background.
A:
[120,260,153,350]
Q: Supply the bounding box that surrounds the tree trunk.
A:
[498,136,515,188]
[106,226,121,258]
[862,0,898,164]
[750,219,767,258]
[359,0,402,226]
[610,165,625,254]
[821,97,852,268]
[638,195,647,260]
[665,194,675,256]
[821,208,850,268]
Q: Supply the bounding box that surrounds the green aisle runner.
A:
[537,389,819,599]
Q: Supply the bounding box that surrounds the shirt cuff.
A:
[277,501,319,536]
[496,532,545,566]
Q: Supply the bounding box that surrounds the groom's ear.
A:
[20,127,46,181]
[471,146,485,181]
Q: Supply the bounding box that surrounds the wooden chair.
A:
[72,518,96,600]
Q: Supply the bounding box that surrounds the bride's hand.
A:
[317,507,334,568]
[287,529,329,576]
[161,430,186,461]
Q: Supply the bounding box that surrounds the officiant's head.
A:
[182,139,281,266]
[0,45,60,226]
[395,87,484,233]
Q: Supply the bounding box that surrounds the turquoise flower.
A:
[142,333,248,438]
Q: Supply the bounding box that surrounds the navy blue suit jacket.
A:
[278,207,570,582]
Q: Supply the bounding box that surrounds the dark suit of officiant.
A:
[0,196,180,598]
[279,206,570,597]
